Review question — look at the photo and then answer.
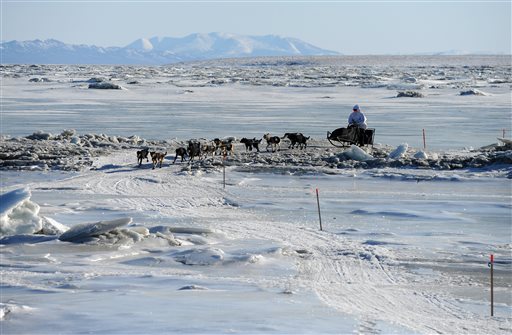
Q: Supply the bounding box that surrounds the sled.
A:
[327,127,375,148]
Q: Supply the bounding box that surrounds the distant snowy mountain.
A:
[1,33,340,65]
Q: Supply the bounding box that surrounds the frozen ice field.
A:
[1,56,511,334]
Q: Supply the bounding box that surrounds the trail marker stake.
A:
[422,129,427,150]
[223,158,226,189]
[490,254,494,317]
[316,188,323,231]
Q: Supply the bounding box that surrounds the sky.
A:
[1,0,511,55]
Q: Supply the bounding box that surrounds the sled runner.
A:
[327,127,375,148]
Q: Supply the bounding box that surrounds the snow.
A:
[58,217,132,242]
[389,143,409,159]
[0,57,511,334]
[3,34,339,65]
[1,152,511,333]
[460,88,488,96]
[40,216,69,235]
[0,302,34,321]
[126,38,154,51]
[173,247,225,266]
[0,188,42,235]
[342,144,374,161]
[414,150,428,159]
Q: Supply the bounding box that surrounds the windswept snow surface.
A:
[1,151,510,334]
[2,56,511,150]
[1,56,511,333]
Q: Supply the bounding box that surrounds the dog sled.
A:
[327,126,375,148]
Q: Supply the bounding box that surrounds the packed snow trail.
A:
[18,151,510,334]
[212,212,507,334]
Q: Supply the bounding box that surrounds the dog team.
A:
[136,132,311,169]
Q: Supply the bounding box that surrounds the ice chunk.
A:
[129,226,150,237]
[70,136,81,145]
[40,216,69,235]
[168,227,214,235]
[88,82,123,89]
[389,143,409,159]
[154,232,182,246]
[60,129,76,138]
[0,188,42,235]
[0,188,31,214]
[58,217,132,242]
[343,145,374,161]
[173,247,225,265]
[95,227,146,244]
[498,137,512,146]
[149,226,214,235]
[396,91,424,98]
[460,89,487,96]
[26,130,53,140]
[0,302,34,320]
[413,151,428,159]
[178,285,208,291]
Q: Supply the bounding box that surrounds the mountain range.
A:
[0,33,340,65]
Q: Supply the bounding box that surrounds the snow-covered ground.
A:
[1,57,511,334]
[2,56,511,150]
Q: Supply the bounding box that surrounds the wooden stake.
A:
[316,188,323,231]
[223,161,226,189]
[222,153,227,189]
[422,129,426,150]
[490,254,494,317]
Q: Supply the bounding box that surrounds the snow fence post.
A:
[490,254,494,317]
[316,188,323,231]
[223,154,226,189]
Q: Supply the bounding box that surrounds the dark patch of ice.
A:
[396,90,424,98]
[88,82,122,89]
[363,240,406,246]
[178,285,208,291]
[0,235,58,245]
[459,89,487,96]
[58,218,131,242]
[350,209,422,218]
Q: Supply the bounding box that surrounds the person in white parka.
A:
[348,104,367,129]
